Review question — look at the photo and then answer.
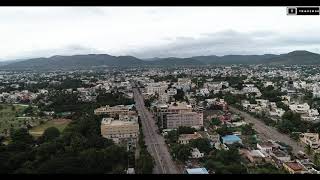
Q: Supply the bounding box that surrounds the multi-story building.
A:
[146,82,168,95]
[100,117,139,147]
[94,105,135,117]
[156,102,203,129]
[166,111,203,129]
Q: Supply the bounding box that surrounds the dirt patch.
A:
[52,118,72,125]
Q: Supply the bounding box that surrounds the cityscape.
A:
[0,7,320,174]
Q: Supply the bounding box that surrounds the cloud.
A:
[4,45,102,60]
[129,30,320,58]
[0,7,320,60]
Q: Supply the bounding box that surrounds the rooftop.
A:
[179,133,202,141]
[284,162,304,171]
[222,135,241,142]
[186,168,209,174]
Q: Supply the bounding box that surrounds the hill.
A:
[1,50,320,70]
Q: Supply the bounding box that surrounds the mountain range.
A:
[1,50,320,71]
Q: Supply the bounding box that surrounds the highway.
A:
[133,86,179,174]
[229,106,306,155]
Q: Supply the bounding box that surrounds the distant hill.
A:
[148,57,204,66]
[0,54,145,70]
[262,50,320,65]
[192,54,278,64]
[1,50,320,71]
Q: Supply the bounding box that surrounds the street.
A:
[133,86,179,174]
[229,106,306,155]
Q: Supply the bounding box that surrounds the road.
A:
[229,106,306,155]
[133,86,179,174]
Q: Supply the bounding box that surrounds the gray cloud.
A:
[129,30,320,58]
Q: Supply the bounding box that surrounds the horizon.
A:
[0,7,320,60]
[0,49,316,62]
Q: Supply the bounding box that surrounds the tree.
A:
[136,149,154,174]
[216,124,234,137]
[210,118,221,126]
[205,147,247,174]
[173,89,185,102]
[241,124,256,135]
[41,127,60,142]
[171,144,192,162]
[10,128,34,144]
[305,144,312,156]
[24,106,34,116]
[177,126,196,134]
[165,130,178,144]
[190,138,212,154]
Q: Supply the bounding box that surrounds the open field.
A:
[0,104,38,135]
[29,118,72,138]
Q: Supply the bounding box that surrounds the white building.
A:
[100,118,139,146]
[300,133,320,150]
[289,103,310,114]
[146,82,168,95]
[190,148,204,159]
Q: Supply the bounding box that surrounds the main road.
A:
[133,85,179,174]
[229,106,306,155]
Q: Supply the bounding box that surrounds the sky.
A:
[0,7,320,60]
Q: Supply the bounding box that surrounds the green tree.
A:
[190,138,212,154]
[177,126,196,134]
[10,128,34,144]
[305,144,312,156]
[41,127,60,142]
[171,144,192,162]
[173,89,185,102]
[241,123,256,135]
[210,118,221,126]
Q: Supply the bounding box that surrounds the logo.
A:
[287,7,297,15]
[287,7,320,15]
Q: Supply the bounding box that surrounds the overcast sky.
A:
[0,7,320,60]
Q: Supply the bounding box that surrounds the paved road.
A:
[133,86,179,174]
[229,106,306,155]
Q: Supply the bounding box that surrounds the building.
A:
[257,141,277,154]
[178,132,202,144]
[186,168,209,174]
[242,149,266,163]
[166,111,203,129]
[283,161,308,174]
[190,148,204,159]
[300,133,320,150]
[146,82,168,95]
[94,105,135,117]
[271,149,291,162]
[289,103,310,114]
[156,102,203,129]
[100,118,139,147]
[221,135,242,145]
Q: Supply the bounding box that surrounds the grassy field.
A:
[0,104,40,135]
[29,118,72,138]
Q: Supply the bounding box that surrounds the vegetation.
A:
[205,147,247,174]
[171,144,192,162]
[0,112,131,174]
[136,118,154,174]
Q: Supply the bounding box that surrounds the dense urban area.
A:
[1,65,320,174]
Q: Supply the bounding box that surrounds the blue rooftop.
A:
[186,168,209,174]
[222,135,242,144]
